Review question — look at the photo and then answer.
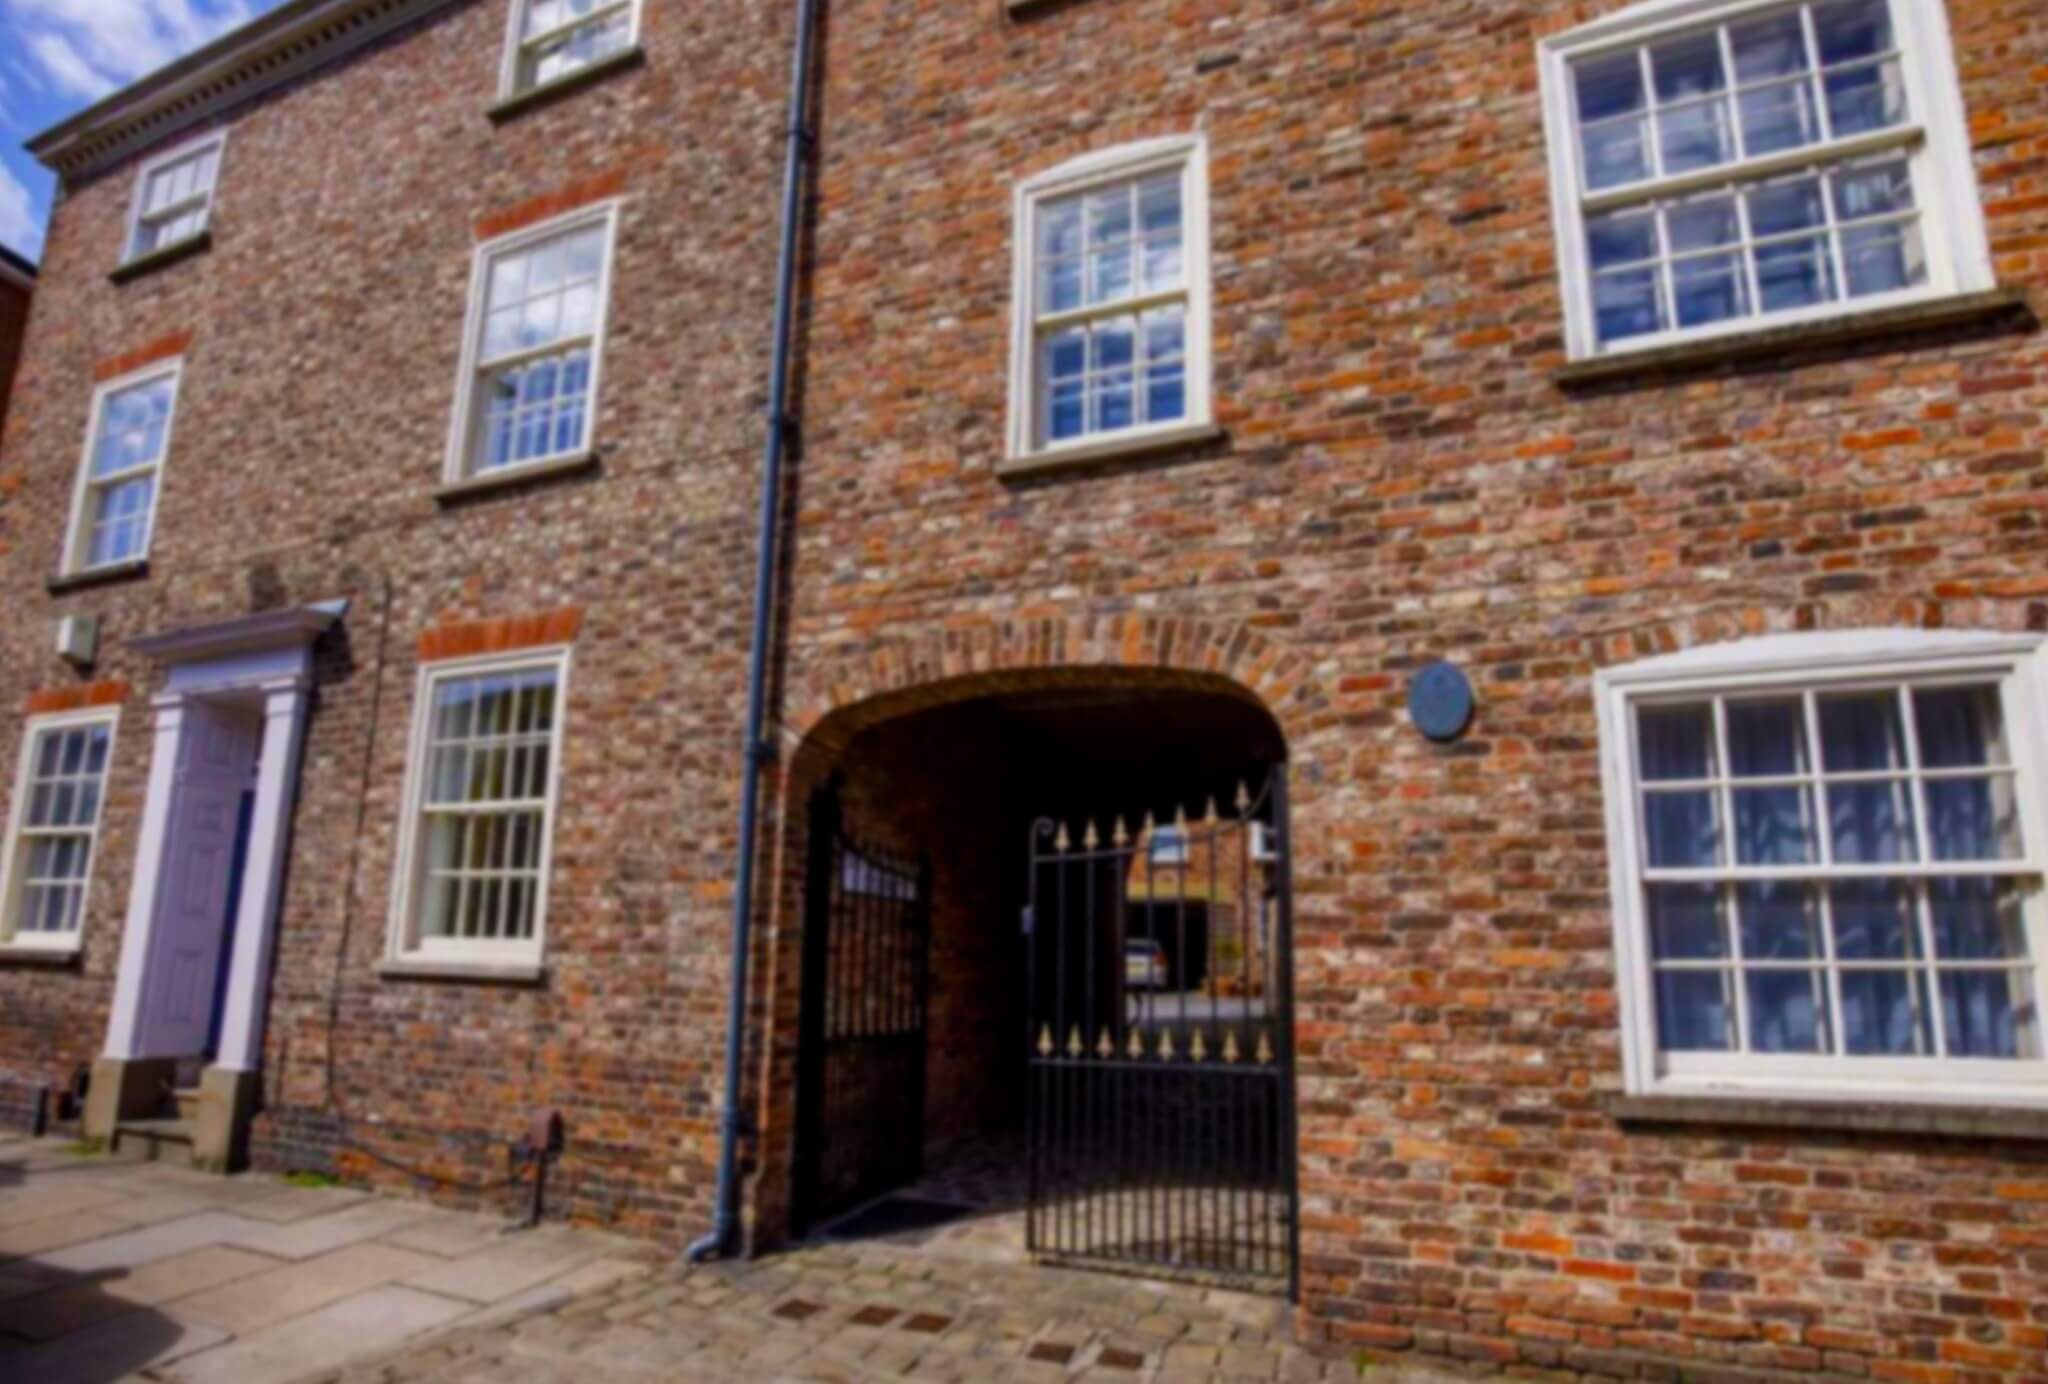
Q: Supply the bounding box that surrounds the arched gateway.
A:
[749,616,1326,1297]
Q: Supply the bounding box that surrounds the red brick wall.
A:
[761,0,2048,1375]
[0,0,793,1236]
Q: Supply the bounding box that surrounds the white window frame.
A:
[63,358,182,577]
[386,647,573,970]
[0,708,120,957]
[1005,135,1215,469]
[443,201,620,486]
[1595,630,2048,1108]
[1537,0,1995,361]
[121,131,226,267]
[496,0,644,100]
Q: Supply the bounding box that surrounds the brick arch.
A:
[783,613,1327,756]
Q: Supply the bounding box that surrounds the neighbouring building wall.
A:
[0,258,30,440]
[0,0,791,1238]
[767,0,2048,1375]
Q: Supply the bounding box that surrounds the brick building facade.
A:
[1,0,2046,1377]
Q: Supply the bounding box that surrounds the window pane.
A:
[1814,0,1893,66]
[1040,200,1082,259]
[1940,971,2038,1059]
[1575,50,1645,124]
[1657,98,1734,176]
[1738,78,1821,156]
[1746,969,1830,1053]
[1593,267,1665,344]
[1738,881,1820,959]
[1726,699,1806,777]
[1731,11,1810,83]
[1929,877,2029,961]
[1818,692,1905,772]
[1924,776,2022,861]
[1649,883,1727,959]
[1733,785,1814,863]
[1588,210,1659,270]
[1582,117,1651,191]
[94,377,175,478]
[1828,779,1918,862]
[1841,970,1929,1055]
[1638,704,1715,782]
[1644,789,1719,867]
[1748,175,1828,238]
[1912,686,2006,769]
[1829,879,1919,960]
[1823,58,1906,136]
[1652,31,1726,104]
[1656,970,1734,1051]
[1754,236,1836,312]
[1840,220,1925,298]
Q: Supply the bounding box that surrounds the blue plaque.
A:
[1409,661,1475,742]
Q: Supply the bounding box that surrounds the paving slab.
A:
[234,1184,374,1225]
[375,1207,515,1258]
[7,1307,230,1384]
[0,1178,133,1226]
[168,1285,473,1384]
[227,1196,427,1261]
[401,1227,611,1305]
[0,1244,283,1342]
[172,1240,443,1335]
[37,1210,274,1276]
[0,1209,135,1259]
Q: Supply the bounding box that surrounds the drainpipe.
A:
[687,0,821,1264]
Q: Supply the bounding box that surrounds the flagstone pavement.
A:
[0,1133,1427,1383]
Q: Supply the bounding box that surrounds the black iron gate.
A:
[793,784,932,1236]
[1025,769,1299,1296]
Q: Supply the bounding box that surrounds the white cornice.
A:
[131,601,347,665]
[27,0,460,182]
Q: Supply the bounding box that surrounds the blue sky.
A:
[0,0,289,264]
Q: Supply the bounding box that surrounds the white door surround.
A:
[103,603,342,1074]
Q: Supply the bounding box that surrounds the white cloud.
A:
[9,1,260,102]
[0,160,40,259]
[27,33,116,101]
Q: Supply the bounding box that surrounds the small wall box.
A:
[57,615,100,667]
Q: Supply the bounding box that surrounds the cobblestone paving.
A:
[333,1237,1368,1384]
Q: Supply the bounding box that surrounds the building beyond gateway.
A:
[1,0,2046,1374]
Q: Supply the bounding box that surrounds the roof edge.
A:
[0,245,34,289]
[26,0,461,182]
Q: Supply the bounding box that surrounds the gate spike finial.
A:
[1158,1029,1175,1061]
[1097,1028,1113,1058]
[1224,1030,1241,1063]
[1204,796,1219,826]
[1127,1027,1144,1059]
[1084,820,1099,850]
[1236,780,1252,814]
[1191,1030,1208,1062]
[1038,1025,1053,1057]
[1054,822,1070,853]
[1068,1025,1083,1058]
[1256,1029,1274,1065]
[1143,811,1157,841]
[1174,802,1188,831]
[1113,816,1129,847]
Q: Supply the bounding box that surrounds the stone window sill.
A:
[1556,287,2035,389]
[377,957,547,985]
[0,944,83,967]
[997,421,1224,481]
[434,451,598,505]
[488,46,646,124]
[109,232,212,285]
[1612,1092,2048,1141]
[47,560,149,595]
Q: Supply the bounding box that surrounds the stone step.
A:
[113,1118,197,1169]
[174,1087,203,1123]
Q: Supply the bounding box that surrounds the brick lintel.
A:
[417,608,584,664]
[25,681,131,716]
